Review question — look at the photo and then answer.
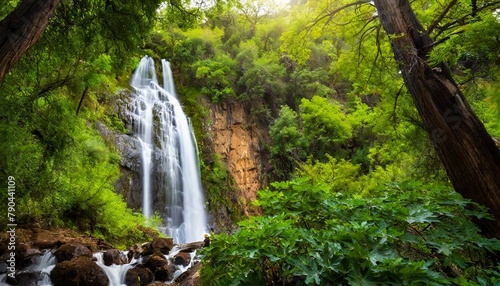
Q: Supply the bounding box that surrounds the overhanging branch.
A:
[427,0,458,35]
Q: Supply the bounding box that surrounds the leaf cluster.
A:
[201,178,500,285]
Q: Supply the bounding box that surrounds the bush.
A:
[201,179,500,285]
[0,91,153,247]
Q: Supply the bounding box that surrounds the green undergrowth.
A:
[200,178,500,285]
[201,153,247,225]
[0,92,154,248]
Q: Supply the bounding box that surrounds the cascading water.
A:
[93,253,133,286]
[129,56,208,243]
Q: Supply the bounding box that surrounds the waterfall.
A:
[29,251,56,272]
[93,253,132,286]
[129,56,208,243]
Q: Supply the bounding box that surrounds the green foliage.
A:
[298,156,363,194]
[237,53,286,102]
[201,154,247,225]
[194,53,237,103]
[201,214,304,285]
[268,105,305,179]
[269,106,305,157]
[0,0,18,20]
[0,88,152,246]
[300,96,352,153]
[201,179,500,285]
[269,97,357,179]
[287,65,335,105]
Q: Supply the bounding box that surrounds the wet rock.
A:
[114,134,143,210]
[50,256,109,286]
[204,235,210,247]
[179,241,205,253]
[125,266,154,286]
[154,263,177,281]
[176,262,202,286]
[6,270,39,285]
[103,249,127,266]
[128,240,158,260]
[174,251,191,267]
[18,247,42,268]
[151,237,174,254]
[32,239,59,250]
[144,253,168,269]
[115,134,142,170]
[54,243,92,263]
[128,243,142,260]
[144,252,178,282]
[142,242,154,256]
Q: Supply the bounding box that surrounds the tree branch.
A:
[303,0,371,35]
[391,83,405,122]
[430,29,465,48]
[434,0,500,39]
[427,0,458,35]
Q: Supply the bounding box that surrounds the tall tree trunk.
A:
[0,0,61,87]
[374,0,500,238]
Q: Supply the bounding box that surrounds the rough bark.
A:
[0,0,61,87]
[374,0,500,238]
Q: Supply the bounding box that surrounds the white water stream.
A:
[0,247,199,286]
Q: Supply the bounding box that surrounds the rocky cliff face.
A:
[95,119,144,212]
[204,102,269,217]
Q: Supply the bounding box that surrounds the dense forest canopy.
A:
[1,0,500,284]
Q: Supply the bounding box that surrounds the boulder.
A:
[204,234,210,247]
[125,266,154,286]
[19,247,42,268]
[144,252,178,281]
[128,243,143,260]
[173,251,191,267]
[141,242,153,256]
[179,241,205,253]
[32,240,63,250]
[151,237,174,254]
[6,270,38,285]
[50,256,109,286]
[154,263,177,282]
[103,249,127,266]
[176,262,202,286]
[128,241,156,260]
[144,253,168,270]
[115,134,142,171]
[54,243,92,263]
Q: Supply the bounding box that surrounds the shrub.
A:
[201,179,500,285]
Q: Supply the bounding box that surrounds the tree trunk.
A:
[0,0,61,87]
[373,0,500,238]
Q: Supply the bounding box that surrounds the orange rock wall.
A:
[206,102,266,215]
